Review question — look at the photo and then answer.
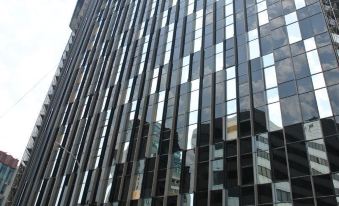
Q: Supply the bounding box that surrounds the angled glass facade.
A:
[12,0,339,205]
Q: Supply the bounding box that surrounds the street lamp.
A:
[55,142,80,166]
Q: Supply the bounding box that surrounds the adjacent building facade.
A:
[11,0,339,205]
[0,151,18,206]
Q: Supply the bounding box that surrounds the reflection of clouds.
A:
[252,71,264,92]
[293,55,309,78]
[281,96,301,125]
[328,85,339,115]
[300,100,318,120]
[276,58,294,83]
[318,46,337,70]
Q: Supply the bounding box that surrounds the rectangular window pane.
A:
[287,22,302,44]
[249,39,260,60]
[264,66,277,89]
[268,103,283,131]
[258,10,269,26]
[227,79,237,100]
[306,50,322,75]
[315,88,333,118]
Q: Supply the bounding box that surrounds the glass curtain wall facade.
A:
[12,0,339,205]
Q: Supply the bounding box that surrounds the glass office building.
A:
[12,0,339,205]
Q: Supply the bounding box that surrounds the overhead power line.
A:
[0,69,54,119]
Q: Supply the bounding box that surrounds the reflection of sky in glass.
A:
[227,79,237,100]
[268,102,283,131]
[266,88,279,104]
[315,88,333,118]
[264,66,277,89]
[187,124,197,149]
[307,50,322,75]
[311,73,326,90]
[287,22,302,44]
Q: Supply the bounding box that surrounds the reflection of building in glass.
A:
[9,0,339,205]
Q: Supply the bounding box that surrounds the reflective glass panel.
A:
[295,0,306,9]
[311,73,326,90]
[255,134,272,184]
[189,111,198,125]
[307,139,330,175]
[268,102,283,131]
[183,55,190,66]
[285,12,298,25]
[190,90,199,111]
[264,66,277,89]
[225,24,234,39]
[315,88,333,118]
[227,79,237,100]
[304,37,316,52]
[191,79,200,91]
[249,39,260,60]
[248,29,258,41]
[258,11,269,26]
[181,66,189,84]
[263,53,274,68]
[156,102,164,121]
[266,88,279,104]
[215,53,223,71]
[273,182,292,204]
[168,168,181,195]
[227,99,237,115]
[287,23,302,44]
[307,50,322,75]
[304,121,323,140]
[227,114,238,140]
[212,159,224,189]
[225,15,233,26]
[226,66,236,80]
[257,1,267,11]
[187,124,197,149]
[216,42,223,53]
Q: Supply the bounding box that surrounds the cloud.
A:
[0,0,77,159]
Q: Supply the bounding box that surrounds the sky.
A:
[0,0,77,160]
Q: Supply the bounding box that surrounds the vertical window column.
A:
[215,42,224,72]
[262,53,283,131]
[94,110,111,168]
[115,46,127,85]
[125,78,134,104]
[164,23,175,65]
[128,0,138,29]
[225,0,234,40]
[304,37,333,118]
[248,29,260,60]
[138,35,150,75]
[180,55,190,84]
[150,68,160,95]
[285,12,302,44]
[256,0,269,26]
[149,0,157,18]
[193,9,203,53]
[187,79,200,149]
[187,0,195,16]
[226,66,238,140]
[77,171,91,204]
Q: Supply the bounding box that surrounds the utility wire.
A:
[0,69,55,119]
